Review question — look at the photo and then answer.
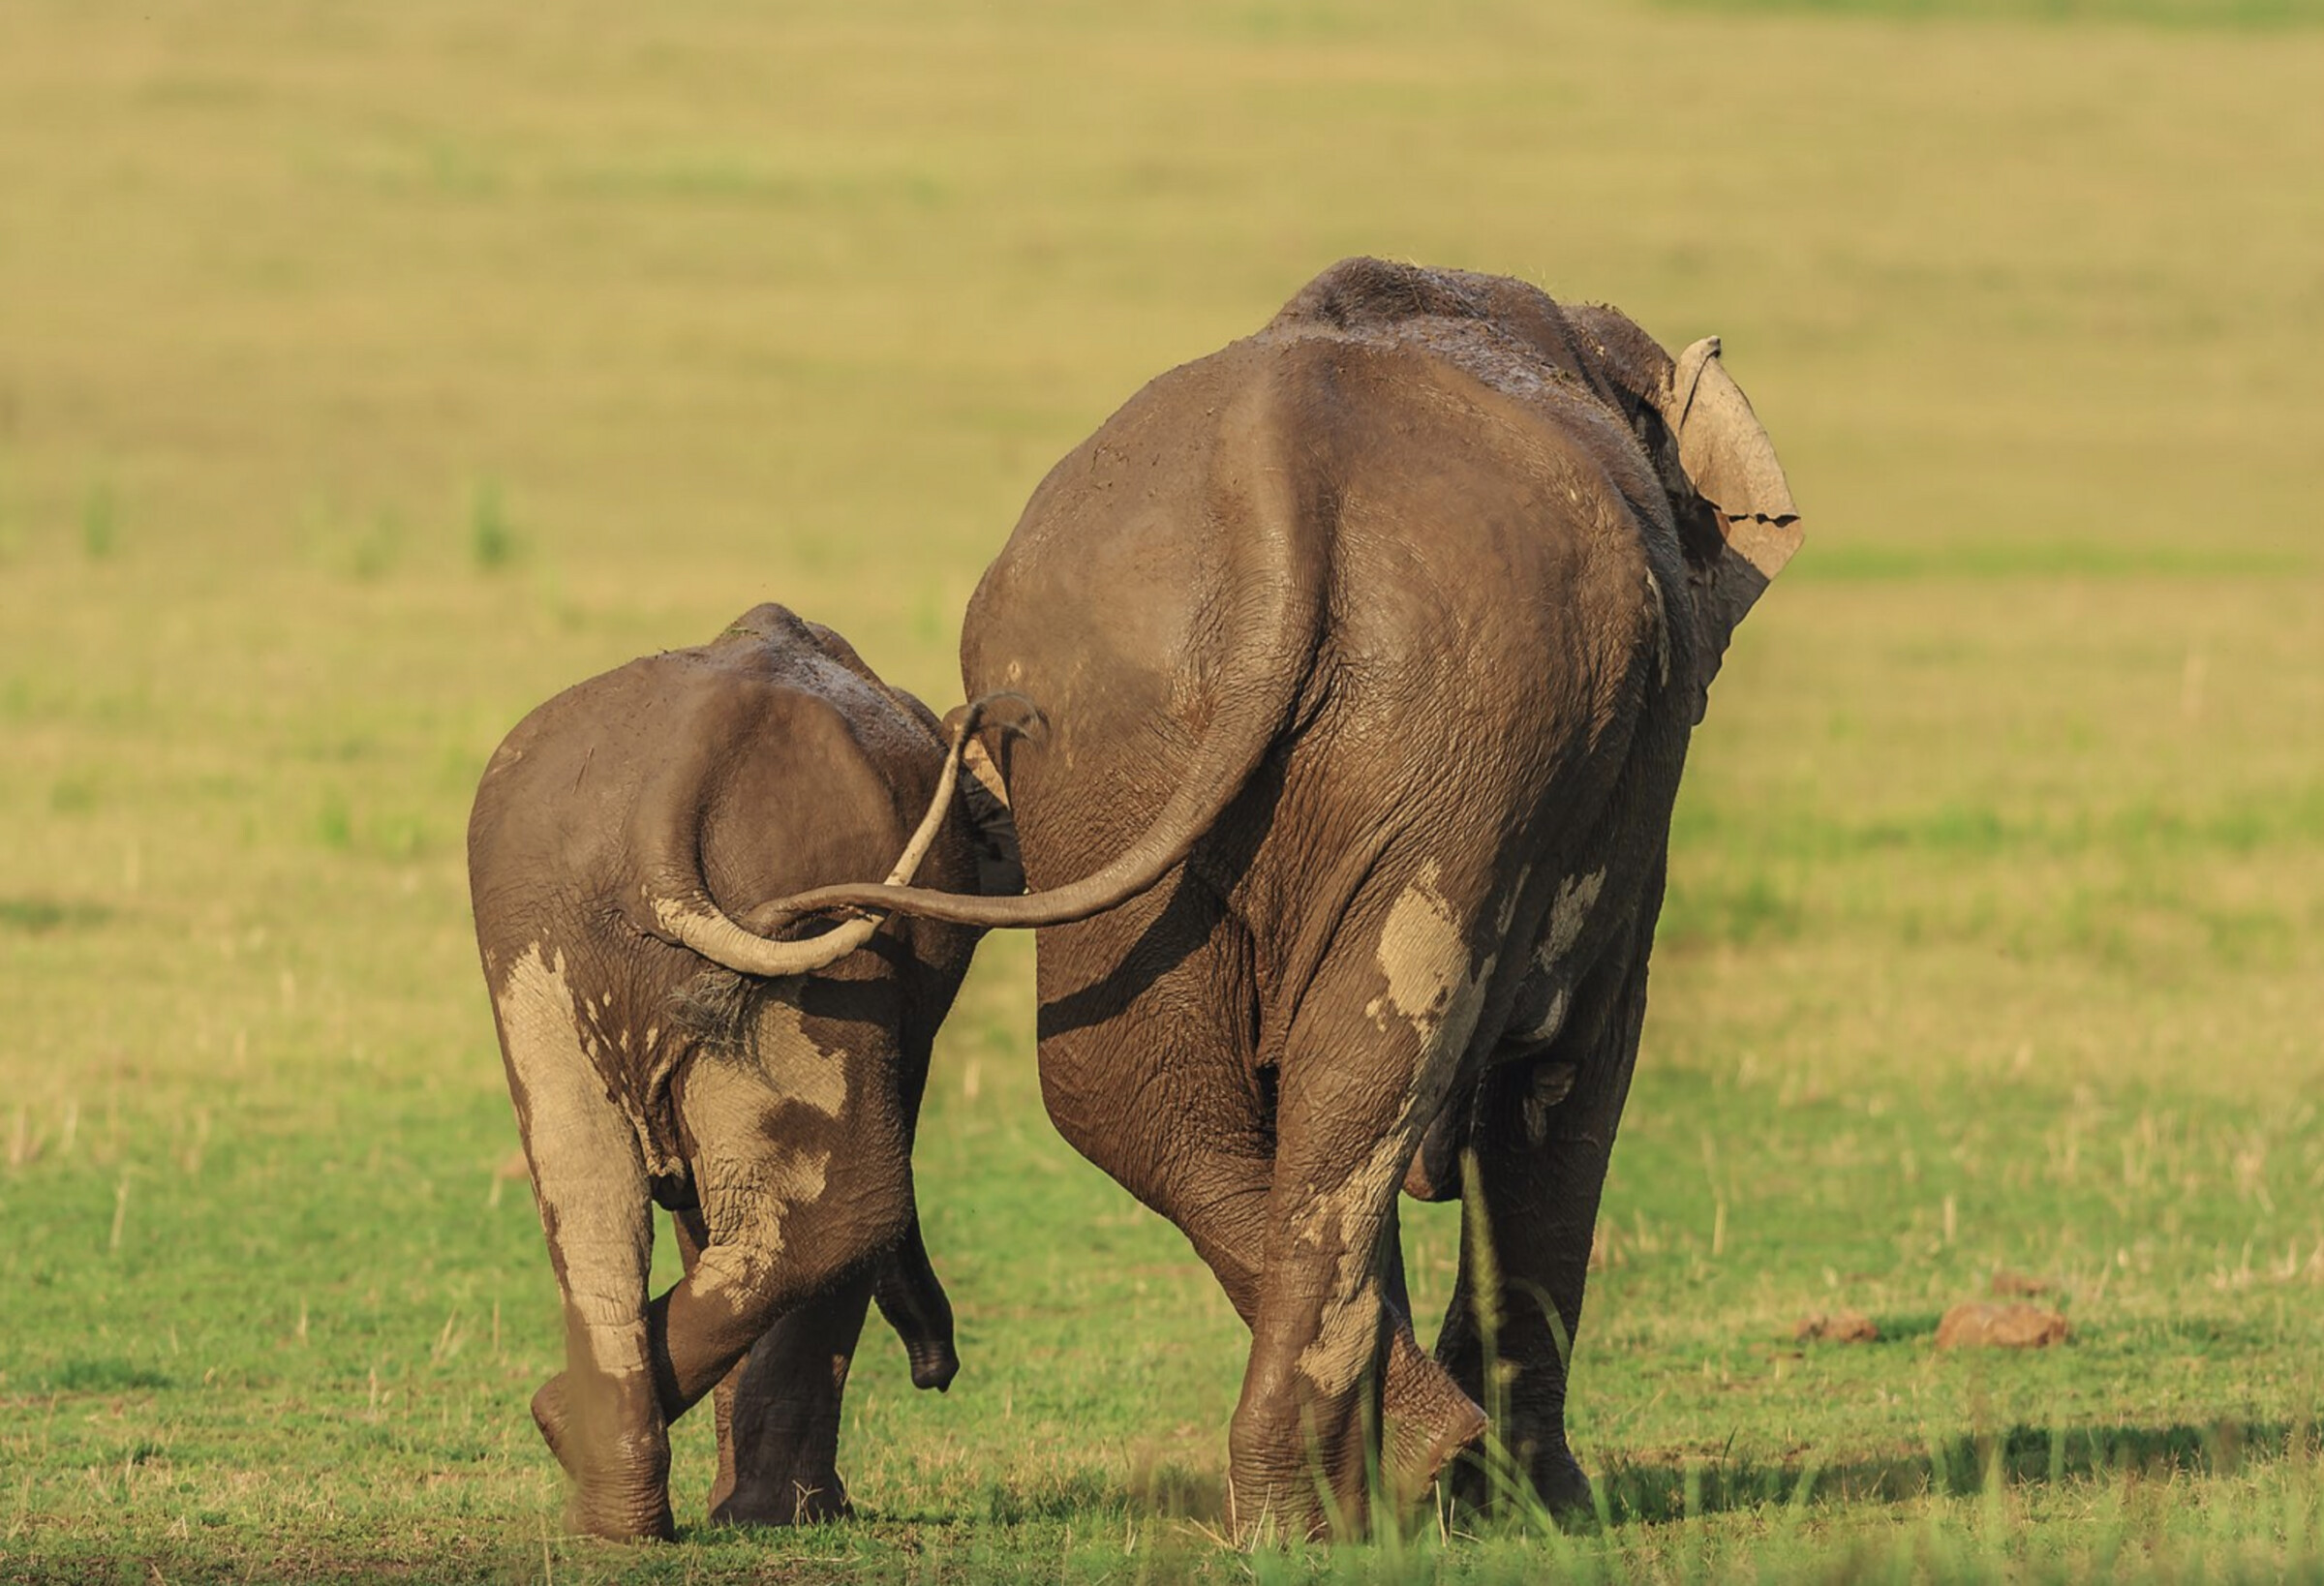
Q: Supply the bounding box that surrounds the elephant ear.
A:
[1671,336,1803,587]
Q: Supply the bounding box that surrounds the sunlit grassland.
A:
[2,0,2320,1579]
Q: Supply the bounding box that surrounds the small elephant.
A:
[466,603,1020,1540]
[765,259,1804,1537]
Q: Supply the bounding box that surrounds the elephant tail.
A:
[749,363,1329,932]
[632,695,998,978]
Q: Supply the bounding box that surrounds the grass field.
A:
[3,0,2321,1579]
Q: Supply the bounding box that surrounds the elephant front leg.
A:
[1435,947,1649,1518]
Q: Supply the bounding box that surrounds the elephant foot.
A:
[553,1445,677,1543]
[1444,1434,1594,1523]
[531,1375,677,1542]
[1226,1395,1371,1541]
[1226,1478,1335,1546]
[531,1379,579,1477]
[712,1471,853,1528]
[1382,1354,1488,1504]
[1530,1446,1595,1519]
[563,1486,677,1544]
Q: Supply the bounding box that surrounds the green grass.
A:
[2,0,2321,1579]
[469,477,520,572]
[77,474,118,563]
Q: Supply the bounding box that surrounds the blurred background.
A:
[2,0,2318,1576]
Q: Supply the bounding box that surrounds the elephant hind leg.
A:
[503,1012,667,1540]
[1228,1082,1415,1540]
[1036,890,1480,1523]
[670,1206,748,1520]
[1156,1143,1481,1513]
[1227,887,1497,1540]
[673,1203,876,1530]
[634,1045,915,1532]
[710,1276,876,1528]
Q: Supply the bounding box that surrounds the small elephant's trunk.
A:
[872,1215,959,1392]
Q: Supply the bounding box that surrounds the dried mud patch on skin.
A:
[1358,862,1498,1205]
[750,997,849,1119]
[676,1051,836,1296]
[1296,1274,1385,1397]
[1364,862,1492,1053]
[1540,870,1606,967]
[1511,869,1606,1047]
[494,942,653,1373]
[670,969,850,1119]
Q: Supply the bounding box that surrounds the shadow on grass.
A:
[0,895,113,934]
[1588,1416,2319,1526]
[24,1358,174,1392]
[1064,1416,2319,1531]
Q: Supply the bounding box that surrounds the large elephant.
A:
[770,259,1803,1537]
[466,603,1021,1540]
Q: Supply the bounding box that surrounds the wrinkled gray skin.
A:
[467,604,1020,1541]
[767,259,1804,1538]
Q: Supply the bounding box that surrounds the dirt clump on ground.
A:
[1936,1300,2070,1350]
[1793,1310,1880,1343]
